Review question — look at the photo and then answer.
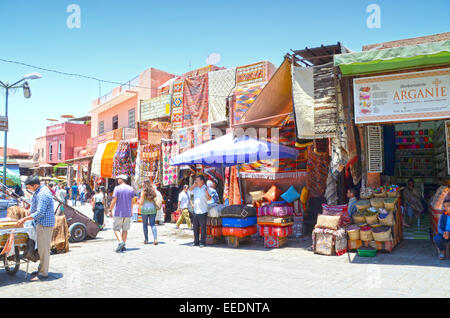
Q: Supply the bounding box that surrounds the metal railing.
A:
[98,75,140,105]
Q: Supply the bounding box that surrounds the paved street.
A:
[0,203,448,298]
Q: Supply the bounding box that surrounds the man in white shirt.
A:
[189,175,211,247]
[176,185,192,229]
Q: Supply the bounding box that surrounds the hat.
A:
[116,175,128,181]
[206,180,213,188]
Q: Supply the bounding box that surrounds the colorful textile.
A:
[257,216,294,226]
[225,166,241,205]
[208,68,236,122]
[140,94,171,121]
[183,65,221,78]
[222,217,257,228]
[112,141,134,178]
[312,228,347,256]
[257,204,294,217]
[259,225,293,237]
[207,217,222,226]
[161,139,179,186]
[171,79,185,129]
[206,225,222,237]
[306,146,330,198]
[138,144,161,185]
[222,226,257,238]
[264,235,288,248]
[235,61,270,86]
[101,141,119,178]
[183,73,209,127]
[232,83,266,123]
[322,204,351,227]
[91,142,108,177]
[280,186,301,203]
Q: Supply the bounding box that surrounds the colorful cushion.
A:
[264,235,287,248]
[322,204,351,227]
[222,226,257,238]
[280,186,301,203]
[249,190,265,202]
[315,214,341,230]
[221,205,257,218]
[206,225,222,237]
[257,204,294,217]
[222,217,257,228]
[258,225,293,237]
[257,216,294,226]
[263,185,282,202]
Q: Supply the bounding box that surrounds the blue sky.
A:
[0,0,449,152]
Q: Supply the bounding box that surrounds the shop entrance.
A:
[383,120,447,240]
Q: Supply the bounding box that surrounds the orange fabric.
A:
[229,166,241,205]
[263,185,282,202]
[101,141,119,178]
[222,226,257,238]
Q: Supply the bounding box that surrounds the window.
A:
[58,142,62,161]
[112,115,118,130]
[42,148,44,158]
[128,109,135,128]
[99,121,104,135]
[49,142,53,161]
[37,149,40,158]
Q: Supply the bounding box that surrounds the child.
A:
[347,188,358,218]
[434,198,450,260]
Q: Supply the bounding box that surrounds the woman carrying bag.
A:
[91,188,105,230]
[139,181,160,245]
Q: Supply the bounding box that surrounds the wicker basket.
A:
[370,198,385,209]
[355,200,371,211]
[365,214,379,225]
[347,229,360,240]
[372,227,392,242]
[352,215,366,224]
[360,229,373,241]
[387,191,400,198]
[379,212,394,226]
[373,191,387,198]
[383,198,397,210]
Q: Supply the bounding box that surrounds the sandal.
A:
[153,241,158,245]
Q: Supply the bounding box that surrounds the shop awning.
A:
[100,141,119,178]
[169,133,299,167]
[235,58,293,128]
[334,40,450,76]
[91,142,108,177]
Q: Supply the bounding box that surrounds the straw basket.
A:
[370,198,385,209]
[373,191,387,198]
[355,200,370,211]
[360,229,373,241]
[387,191,400,198]
[347,229,360,240]
[352,215,366,224]
[379,212,394,226]
[365,214,379,225]
[372,227,392,242]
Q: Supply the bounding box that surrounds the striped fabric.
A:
[258,225,293,237]
[257,205,294,217]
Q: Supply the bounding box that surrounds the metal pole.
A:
[3,86,8,185]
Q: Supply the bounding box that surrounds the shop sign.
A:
[354,68,449,124]
[0,116,8,132]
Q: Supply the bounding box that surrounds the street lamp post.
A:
[0,73,42,185]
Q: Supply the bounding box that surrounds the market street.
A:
[0,203,448,298]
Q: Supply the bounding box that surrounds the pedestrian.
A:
[434,198,450,260]
[109,175,134,252]
[189,175,211,247]
[154,185,164,225]
[85,182,93,202]
[71,182,78,206]
[17,175,55,281]
[207,179,220,206]
[64,183,70,205]
[48,182,56,196]
[347,188,358,217]
[176,184,192,229]
[14,183,24,197]
[79,182,86,205]
[138,181,159,245]
[91,187,105,230]
[100,186,108,223]
[56,185,67,203]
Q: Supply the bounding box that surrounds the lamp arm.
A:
[0,80,6,88]
[11,78,24,87]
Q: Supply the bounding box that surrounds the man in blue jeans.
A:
[434,198,450,260]
[71,183,78,206]
[189,175,211,248]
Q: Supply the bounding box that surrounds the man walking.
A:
[71,182,78,206]
[189,175,211,247]
[79,182,86,205]
[17,175,55,281]
[176,185,192,229]
[109,175,134,252]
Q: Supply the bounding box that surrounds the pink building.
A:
[89,68,176,139]
[45,122,91,164]
[33,136,47,165]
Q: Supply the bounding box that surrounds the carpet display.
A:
[140,94,171,121]
[232,83,266,123]
[111,141,134,178]
[208,68,236,122]
[306,146,330,198]
[161,139,179,186]
[138,144,161,185]
[182,73,209,128]
[171,79,185,129]
[235,61,270,86]
[100,141,119,178]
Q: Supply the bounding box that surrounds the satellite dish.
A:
[206,53,222,65]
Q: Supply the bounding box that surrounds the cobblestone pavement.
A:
[0,203,448,298]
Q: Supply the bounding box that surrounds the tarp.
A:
[91,142,108,177]
[100,141,119,178]
[334,40,450,76]
[0,168,21,186]
[169,133,298,167]
[238,58,292,127]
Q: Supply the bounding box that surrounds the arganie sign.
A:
[353,68,449,124]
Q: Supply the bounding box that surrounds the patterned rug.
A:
[236,61,269,86]
[138,144,161,185]
[306,146,330,198]
[232,82,266,123]
[161,139,179,187]
[182,73,209,127]
[112,141,134,178]
[140,94,171,121]
[100,141,119,178]
[208,68,236,122]
[171,79,184,130]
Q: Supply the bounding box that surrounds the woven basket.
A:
[372,227,392,242]
[383,198,397,211]
[352,215,366,224]
[387,191,400,198]
[373,191,387,198]
[360,230,373,241]
[347,229,360,240]
[355,200,371,211]
[365,214,379,225]
[370,198,385,209]
[379,212,394,226]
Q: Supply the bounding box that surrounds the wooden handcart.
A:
[0,227,32,277]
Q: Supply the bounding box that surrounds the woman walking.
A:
[91,188,105,230]
[139,181,158,245]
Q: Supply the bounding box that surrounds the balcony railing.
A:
[97,75,140,105]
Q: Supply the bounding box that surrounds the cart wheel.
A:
[69,223,87,243]
[3,246,20,276]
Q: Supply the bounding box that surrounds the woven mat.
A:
[208,68,236,122]
[183,74,209,127]
[161,139,179,187]
[171,79,184,129]
[232,82,266,123]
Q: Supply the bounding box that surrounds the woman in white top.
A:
[91,188,105,230]
[154,185,165,225]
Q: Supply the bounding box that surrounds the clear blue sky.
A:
[0,0,449,153]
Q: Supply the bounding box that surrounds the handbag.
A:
[154,196,162,211]
[23,239,40,263]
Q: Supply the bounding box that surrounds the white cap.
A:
[206,180,213,188]
[116,175,128,181]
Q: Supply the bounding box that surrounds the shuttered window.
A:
[366,125,383,173]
